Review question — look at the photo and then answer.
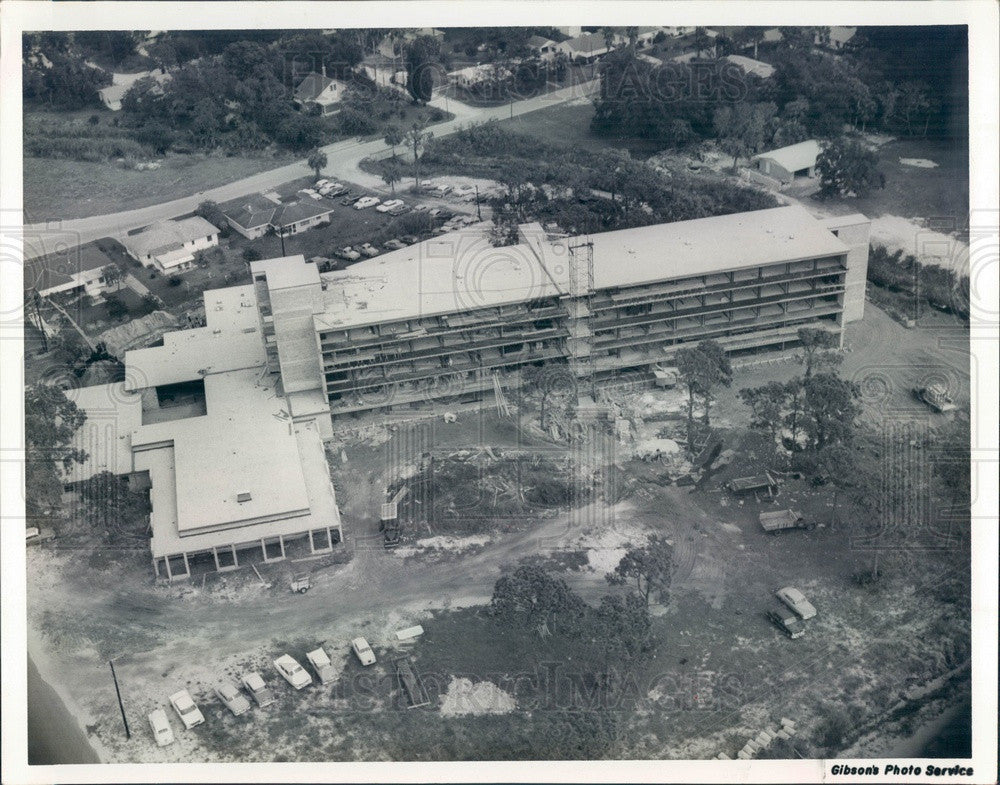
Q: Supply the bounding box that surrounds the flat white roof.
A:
[752,140,823,173]
[64,382,143,483]
[311,206,848,330]
[124,285,263,390]
[133,369,310,535]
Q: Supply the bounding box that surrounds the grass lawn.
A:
[798,137,969,224]
[23,152,297,223]
[494,100,664,157]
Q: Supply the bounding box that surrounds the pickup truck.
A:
[913,384,956,413]
[759,509,812,534]
[306,647,339,685]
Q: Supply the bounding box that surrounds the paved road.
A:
[23,80,599,258]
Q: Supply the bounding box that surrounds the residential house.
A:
[122,216,220,275]
[98,69,172,111]
[221,194,335,240]
[448,63,512,91]
[24,243,119,299]
[526,35,559,61]
[750,140,824,184]
[293,71,348,115]
[817,26,858,50]
[555,31,613,64]
[375,28,444,59]
[725,54,776,79]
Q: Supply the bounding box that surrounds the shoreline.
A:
[26,628,107,765]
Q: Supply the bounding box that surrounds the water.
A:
[27,654,101,765]
[921,698,972,758]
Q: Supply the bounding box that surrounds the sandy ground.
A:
[24,299,971,763]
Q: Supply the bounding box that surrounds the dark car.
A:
[765,610,806,639]
[341,194,361,206]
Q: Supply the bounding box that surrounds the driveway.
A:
[23,80,599,257]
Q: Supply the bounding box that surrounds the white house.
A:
[220,195,335,240]
[725,54,776,79]
[98,69,172,111]
[293,72,348,115]
[751,140,824,184]
[122,217,220,274]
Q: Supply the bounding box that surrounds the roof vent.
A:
[237,492,252,503]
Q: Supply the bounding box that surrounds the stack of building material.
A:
[734,717,797,759]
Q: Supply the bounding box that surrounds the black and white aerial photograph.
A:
[1,2,997,783]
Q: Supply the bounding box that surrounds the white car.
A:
[376,199,404,213]
[354,196,381,210]
[351,637,376,666]
[168,689,205,729]
[273,654,312,690]
[358,243,380,257]
[214,681,251,716]
[241,671,276,707]
[775,587,817,620]
[315,179,332,188]
[147,708,174,746]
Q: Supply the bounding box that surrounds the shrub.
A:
[814,705,853,749]
[242,246,263,262]
[167,277,183,287]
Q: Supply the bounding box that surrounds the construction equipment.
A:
[289,574,311,593]
[913,384,956,413]
[380,486,407,549]
[759,509,813,533]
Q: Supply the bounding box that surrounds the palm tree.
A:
[307,148,327,180]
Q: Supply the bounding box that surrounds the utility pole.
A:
[475,185,482,221]
[31,290,48,352]
[277,224,286,256]
[109,659,131,740]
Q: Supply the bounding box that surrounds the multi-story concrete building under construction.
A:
[251,204,870,422]
[63,204,868,579]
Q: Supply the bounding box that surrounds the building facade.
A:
[253,205,870,422]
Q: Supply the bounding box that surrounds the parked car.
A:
[315,178,332,189]
[358,243,380,257]
[169,689,205,729]
[354,196,381,210]
[351,637,377,666]
[400,235,420,244]
[913,384,956,413]
[336,247,361,261]
[306,647,339,684]
[430,183,453,196]
[327,186,349,198]
[775,587,817,620]
[383,238,407,250]
[273,654,312,689]
[147,708,175,746]
[454,184,475,198]
[341,194,362,206]
[240,672,275,707]
[376,199,404,213]
[214,681,251,716]
[765,609,806,639]
[388,203,410,216]
[301,188,323,201]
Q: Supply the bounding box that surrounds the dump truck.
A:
[759,509,813,533]
[913,384,956,413]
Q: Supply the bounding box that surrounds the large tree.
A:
[802,373,861,450]
[405,34,442,103]
[489,565,584,637]
[24,384,87,517]
[713,101,777,171]
[307,147,328,180]
[675,339,733,427]
[78,470,150,538]
[797,326,841,378]
[739,381,789,448]
[816,138,883,198]
[605,535,673,606]
[404,121,434,190]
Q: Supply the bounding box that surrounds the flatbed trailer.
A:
[728,471,780,497]
[759,509,812,533]
[395,656,430,708]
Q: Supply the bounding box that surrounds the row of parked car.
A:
[147,637,378,747]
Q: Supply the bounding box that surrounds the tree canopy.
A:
[24,384,87,517]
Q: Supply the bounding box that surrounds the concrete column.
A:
[279,535,286,559]
[164,556,173,581]
[231,544,239,566]
[181,552,190,577]
[212,547,221,571]
[261,539,268,562]
[308,530,316,553]
[153,558,160,578]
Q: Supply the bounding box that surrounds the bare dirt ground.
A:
[25,301,971,762]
